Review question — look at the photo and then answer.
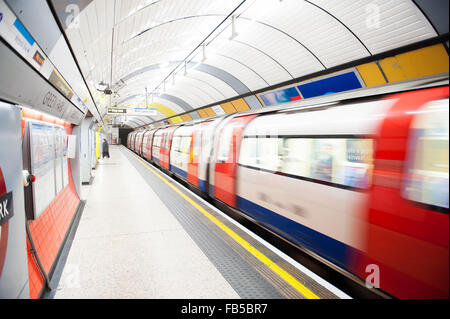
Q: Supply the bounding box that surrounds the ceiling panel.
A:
[60,0,440,127]
[311,0,437,54]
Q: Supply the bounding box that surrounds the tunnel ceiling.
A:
[62,0,440,128]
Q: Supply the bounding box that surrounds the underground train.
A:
[127,82,449,299]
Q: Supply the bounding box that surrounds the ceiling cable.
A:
[150,0,248,99]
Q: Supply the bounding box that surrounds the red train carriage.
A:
[212,115,257,207]
[127,81,449,298]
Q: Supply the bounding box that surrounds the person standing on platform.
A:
[102,139,110,159]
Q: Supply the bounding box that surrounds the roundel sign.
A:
[0,166,14,278]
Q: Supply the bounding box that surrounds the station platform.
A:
[50,145,350,299]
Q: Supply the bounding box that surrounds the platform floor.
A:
[52,145,350,299]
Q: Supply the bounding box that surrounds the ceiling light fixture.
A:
[201,43,207,62]
[96,81,108,91]
[142,1,250,129]
[229,15,238,40]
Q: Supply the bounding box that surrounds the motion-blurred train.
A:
[127,78,449,299]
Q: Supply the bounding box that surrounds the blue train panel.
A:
[236,196,360,271]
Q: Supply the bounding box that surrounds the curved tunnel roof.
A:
[63,0,443,128]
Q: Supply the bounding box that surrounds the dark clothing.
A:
[102,141,110,158]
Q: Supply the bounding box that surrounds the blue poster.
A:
[298,71,363,99]
[259,87,301,107]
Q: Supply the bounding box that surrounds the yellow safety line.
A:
[130,151,320,299]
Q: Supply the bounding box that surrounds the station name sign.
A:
[0,192,14,226]
[107,107,157,116]
[128,108,157,116]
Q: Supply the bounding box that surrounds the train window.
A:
[193,131,201,157]
[277,137,373,189]
[217,124,234,162]
[167,132,172,149]
[402,99,449,209]
[342,139,373,188]
[157,135,162,148]
[239,137,279,170]
[257,137,279,171]
[278,138,312,178]
[178,136,182,152]
[311,139,336,182]
[239,137,258,167]
[183,136,192,154]
[241,136,373,189]
[172,136,181,152]
[142,136,148,154]
[166,133,170,148]
[163,134,167,148]
[167,133,172,149]
[143,135,148,145]
[309,138,373,188]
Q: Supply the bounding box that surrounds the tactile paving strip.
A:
[122,148,339,299]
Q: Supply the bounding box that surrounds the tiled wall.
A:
[22,113,81,299]
[26,172,80,299]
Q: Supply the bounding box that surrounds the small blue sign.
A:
[13,18,35,46]
[0,13,3,23]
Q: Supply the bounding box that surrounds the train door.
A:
[187,123,203,187]
[141,131,149,158]
[152,129,163,165]
[213,115,257,207]
[144,129,156,161]
[363,86,449,298]
[127,132,132,148]
[160,126,178,170]
[136,132,141,154]
[133,131,140,152]
[130,132,136,151]
[201,117,229,195]
[135,131,143,155]
[139,130,147,156]
[159,129,169,168]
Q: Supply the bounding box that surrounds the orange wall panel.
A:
[197,109,209,118]
[181,114,192,122]
[379,44,449,82]
[204,107,216,117]
[220,102,236,114]
[356,62,387,87]
[24,116,79,298]
[232,99,250,111]
[27,161,80,298]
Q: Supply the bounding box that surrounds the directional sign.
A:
[107,108,127,114]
